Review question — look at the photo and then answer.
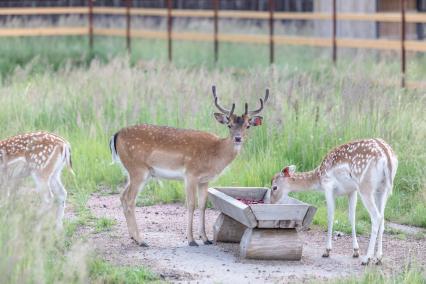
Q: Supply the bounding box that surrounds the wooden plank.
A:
[250,204,309,221]
[213,187,268,201]
[0,27,87,37]
[337,38,400,50]
[172,9,214,18]
[406,81,426,90]
[280,196,307,205]
[213,213,246,243]
[406,41,426,52]
[1,27,417,54]
[92,7,127,15]
[208,188,257,228]
[275,35,331,47]
[274,12,330,20]
[301,206,317,230]
[218,10,269,20]
[0,7,88,15]
[240,228,303,260]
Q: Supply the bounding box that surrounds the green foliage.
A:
[0,195,89,284]
[89,259,160,284]
[95,217,117,233]
[333,264,426,284]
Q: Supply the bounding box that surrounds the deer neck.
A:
[217,137,240,164]
[288,169,321,192]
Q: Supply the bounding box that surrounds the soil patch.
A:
[82,193,426,283]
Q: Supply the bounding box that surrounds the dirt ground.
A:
[81,193,426,283]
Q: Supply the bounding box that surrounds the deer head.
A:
[212,85,269,146]
[270,165,297,203]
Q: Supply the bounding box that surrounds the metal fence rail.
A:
[0,1,425,89]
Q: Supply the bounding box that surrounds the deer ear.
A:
[249,116,263,127]
[214,113,229,124]
[282,165,296,177]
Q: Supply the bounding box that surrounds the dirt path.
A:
[84,193,426,283]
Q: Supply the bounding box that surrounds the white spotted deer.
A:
[110,86,269,246]
[270,139,397,265]
[0,131,74,229]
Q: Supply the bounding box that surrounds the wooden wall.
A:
[377,0,417,39]
[0,0,313,11]
[314,0,376,38]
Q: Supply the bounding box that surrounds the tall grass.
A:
[0,57,424,233]
[0,193,88,283]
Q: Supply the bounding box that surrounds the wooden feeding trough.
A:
[208,187,317,260]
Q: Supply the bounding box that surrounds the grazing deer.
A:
[110,86,269,246]
[270,138,397,265]
[0,131,73,229]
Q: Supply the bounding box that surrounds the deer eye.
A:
[246,125,250,129]
[227,125,232,128]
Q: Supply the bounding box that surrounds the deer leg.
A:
[121,169,149,247]
[32,172,53,205]
[359,191,382,265]
[374,190,389,265]
[50,171,67,231]
[197,182,211,245]
[185,176,198,246]
[323,189,335,258]
[348,191,360,257]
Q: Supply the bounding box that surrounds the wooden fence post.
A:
[213,0,219,63]
[269,0,274,64]
[332,0,337,64]
[126,0,131,54]
[88,0,93,52]
[167,0,173,62]
[401,0,406,88]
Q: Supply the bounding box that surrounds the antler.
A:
[212,85,235,116]
[246,89,269,116]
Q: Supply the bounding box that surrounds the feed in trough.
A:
[236,198,264,205]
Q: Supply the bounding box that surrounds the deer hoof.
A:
[203,240,213,245]
[375,258,383,265]
[361,257,371,266]
[322,249,331,258]
[189,241,199,247]
[353,249,360,258]
[131,237,149,247]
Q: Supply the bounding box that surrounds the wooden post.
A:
[268,0,274,64]
[213,0,219,63]
[213,213,246,243]
[167,0,173,62]
[126,0,131,54]
[240,228,303,260]
[332,0,337,64]
[88,0,93,51]
[401,0,406,88]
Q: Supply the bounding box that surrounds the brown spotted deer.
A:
[270,139,397,265]
[110,86,269,246]
[0,131,73,229]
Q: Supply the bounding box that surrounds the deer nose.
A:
[235,137,242,143]
[272,185,277,191]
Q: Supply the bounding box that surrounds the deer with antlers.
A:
[0,131,74,229]
[110,86,269,246]
[270,138,397,265]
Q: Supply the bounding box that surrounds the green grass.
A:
[89,259,160,284]
[333,264,426,284]
[95,217,117,233]
[0,53,425,235]
[1,36,426,82]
